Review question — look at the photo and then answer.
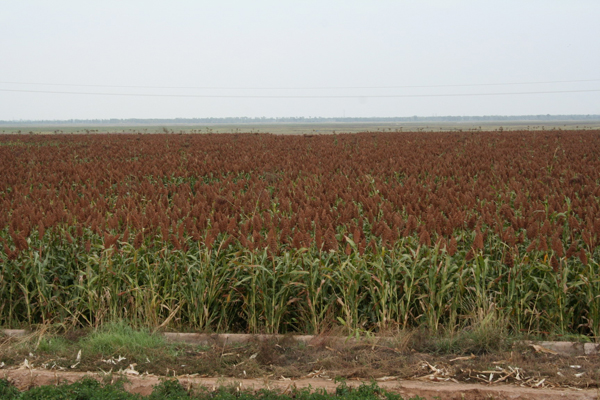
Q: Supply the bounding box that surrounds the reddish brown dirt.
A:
[2,369,598,400]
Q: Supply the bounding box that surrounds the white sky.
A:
[1,0,599,120]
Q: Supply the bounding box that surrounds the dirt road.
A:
[2,369,598,400]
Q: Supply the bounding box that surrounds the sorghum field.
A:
[1,131,599,338]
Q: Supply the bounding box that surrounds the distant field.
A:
[1,120,600,135]
[1,130,599,339]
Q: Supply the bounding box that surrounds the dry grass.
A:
[1,326,598,389]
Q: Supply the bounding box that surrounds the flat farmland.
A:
[1,131,599,339]
[2,120,600,135]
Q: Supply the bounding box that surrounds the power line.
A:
[1,79,600,90]
[1,88,600,98]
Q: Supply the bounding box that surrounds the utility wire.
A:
[1,88,600,98]
[1,79,600,90]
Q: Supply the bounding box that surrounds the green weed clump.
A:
[0,378,416,400]
[81,321,169,358]
[0,379,19,399]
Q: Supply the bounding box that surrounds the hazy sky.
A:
[1,0,599,120]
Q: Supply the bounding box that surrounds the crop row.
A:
[2,231,599,336]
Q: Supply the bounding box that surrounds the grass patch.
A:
[0,379,19,399]
[0,378,415,400]
[1,323,177,372]
[80,321,171,359]
[36,336,69,353]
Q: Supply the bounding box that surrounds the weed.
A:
[80,321,170,359]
